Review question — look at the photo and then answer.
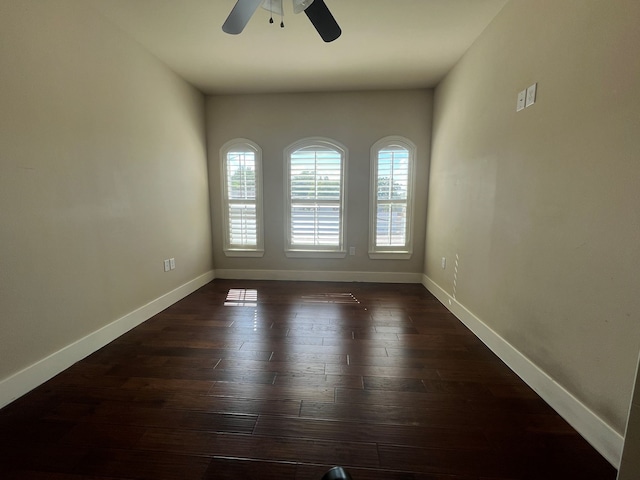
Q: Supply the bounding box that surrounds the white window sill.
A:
[368,251,412,260]
[224,250,265,258]
[285,250,347,259]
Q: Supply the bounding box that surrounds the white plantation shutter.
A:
[285,139,346,255]
[369,137,415,258]
[221,140,264,256]
[227,152,257,245]
[376,147,409,246]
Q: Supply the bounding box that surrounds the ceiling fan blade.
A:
[222,0,263,35]
[304,0,341,42]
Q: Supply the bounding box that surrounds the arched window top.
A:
[285,137,347,157]
[371,135,416,153]
[221,138,262,155]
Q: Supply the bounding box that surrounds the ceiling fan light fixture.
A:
[261,0,284,16]
[292,0,315,14]
[223,0,340,42]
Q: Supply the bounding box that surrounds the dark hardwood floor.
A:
[0,279,617,479]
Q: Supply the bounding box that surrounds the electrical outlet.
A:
[441,257,446,269]
[170,258,175,270]
[349,247,355,256]
[163,259,170,272]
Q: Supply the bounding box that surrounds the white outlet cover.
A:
[163,259,170,272]
[526,83,537,107]
[516,89,526,112]
[170,257,176,270]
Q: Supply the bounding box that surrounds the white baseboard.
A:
[422,274,623,468]
[0,270,215,410]
[214,268,423,283]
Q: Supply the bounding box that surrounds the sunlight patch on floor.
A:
[224,288,258,307]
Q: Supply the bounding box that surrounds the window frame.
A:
[369,136,416,259]
[284,137,347,258]
[220,138,264,257]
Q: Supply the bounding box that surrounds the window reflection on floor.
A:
[224,288,258,307]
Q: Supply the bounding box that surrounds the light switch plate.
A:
[170,258,175,270]
[516,90,526,112]
[526,83,537,107]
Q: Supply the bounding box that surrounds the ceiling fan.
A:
[222,0,341,43]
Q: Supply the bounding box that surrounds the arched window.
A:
[369,136,416,259]
[284,137,347,257]
[220,139,264,257]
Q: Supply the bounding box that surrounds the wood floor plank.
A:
[273,373,364,389]
[137,428,380,468]
[216,358,326,375]
[202,457,298,480]
[76,448,211,480]
[59,423,147,448]
[206,382,335,403]
[334,387,470,409]
[299,401,477,428]
[254,415,490,449]
[326,363,440,380]
[0,444,89,477]
[5,472,122,480]
[346,354,428,368]
[321,337,403,348]
[119,376,215,393]
[269,351,348,364]
[164,393,302,416]
[362,376,429,392]
[295,463,478,480]
[378,444,519,477]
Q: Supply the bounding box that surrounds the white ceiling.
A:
[88,0,508,95]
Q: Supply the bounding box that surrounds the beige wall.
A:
[0,1,212,382]
[206,90,432,277]
[426,0,640,437]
